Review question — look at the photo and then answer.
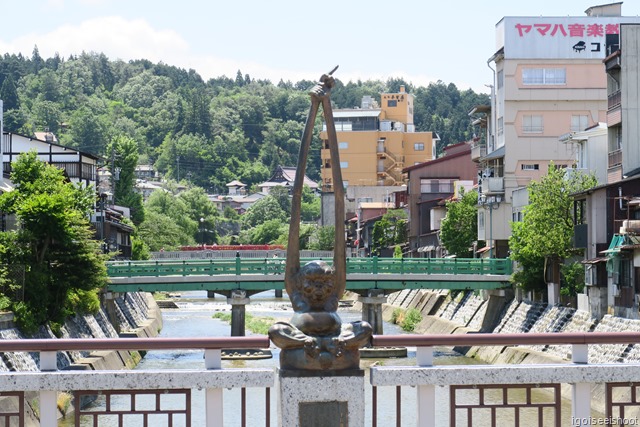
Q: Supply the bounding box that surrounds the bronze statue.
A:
[269,67,372,371]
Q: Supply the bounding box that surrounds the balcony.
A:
[609,149,622,169]
[608,90,621,110]
[481,177,504,195]
[471,143,486,162]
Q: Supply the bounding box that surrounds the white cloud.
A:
[0,15,490,92]
[1,16,188,63]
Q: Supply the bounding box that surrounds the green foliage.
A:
[509,165,597,293]
[0,152,109,333]
[391,308,402,324]
[241,196,287,229]
[309,226,335,251]
[0,51,486,195]
[393,245,403,258]
[560,262,585,297]
[440,189,478,257]
[371,209,408,256]
[242,219,287,245]
[401,308,423,332]
[131,235,151,260]
[138,210,193,251]
[391,307,422,332]
[300,185,321,222]
[213,312,274,335]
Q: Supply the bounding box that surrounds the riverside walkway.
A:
[2,332,640,426]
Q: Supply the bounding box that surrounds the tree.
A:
[137,210,193,251]
[440,189,478,257]
[269,186,291,216]
[241,196,287,229]
[509,165,597,294]
[310,226,335,251]
[0,74,19,110]
[371,209,408,256]
[0,151,108,333]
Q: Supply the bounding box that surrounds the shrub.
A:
[401,308,422,332]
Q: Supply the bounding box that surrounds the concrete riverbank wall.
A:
[377,288,640,417]
[0,291,161,425]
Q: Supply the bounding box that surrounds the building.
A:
[319,86,436,192]
[570,23,640,318]
[2,132,98,188]
[478,2,640,258]
[403,142,479,258]
[258,165,318,195]
[559,122,609,185]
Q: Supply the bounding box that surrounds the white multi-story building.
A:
[475,2,640,258]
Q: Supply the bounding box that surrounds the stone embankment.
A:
[375,288,640,417]
[0,291,161,425]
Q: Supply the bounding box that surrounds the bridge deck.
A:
[107,257,512,292]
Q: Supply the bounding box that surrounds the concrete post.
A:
[416,347,436,427]
[358,290,386,335]
[204,349,223,427]
[227,290,250,337]
[571,344,590,426]
[103,292,121,334]
[39,351,58,427]
[547,282,560,306]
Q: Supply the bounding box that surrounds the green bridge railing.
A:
[107,257,513,278]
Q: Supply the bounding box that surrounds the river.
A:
[61,291,602,426]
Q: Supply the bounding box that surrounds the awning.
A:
[581,257,607,264]
[0,177,14,193]
[417,245,435,253]
[600,234,626,254]
[481,146,505,161]
[476,245,494,254]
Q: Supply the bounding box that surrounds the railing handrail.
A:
[372,331,640,347]
[5,332,640,353]
[0,336,269,352]
[106,257,514,278]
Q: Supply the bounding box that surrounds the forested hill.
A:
[0,49,489,191]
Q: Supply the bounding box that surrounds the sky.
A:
[2,0,640,94]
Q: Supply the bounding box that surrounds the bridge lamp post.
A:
[479,194,501,258]
[200,217,205,248]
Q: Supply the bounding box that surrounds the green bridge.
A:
[107,257,513,295]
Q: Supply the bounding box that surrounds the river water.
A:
[62,291,602,426]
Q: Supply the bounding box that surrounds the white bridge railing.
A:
[3,333,640,426]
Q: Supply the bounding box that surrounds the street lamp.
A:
[200,217,205,248]
[479,194,501,258]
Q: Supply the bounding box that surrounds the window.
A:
[571,115,588,132]
[522,68,566,85]
[497,117,504,136]
[414,143,425,151]
[340,161,348,168]
[420,179,453,194]
[497,70,504,90]
[387,100,397,107]
[521,164,539,170]
[522,115,543,133]
[338,142,348,149]
[479,211,485,229]
[573,199,587,225]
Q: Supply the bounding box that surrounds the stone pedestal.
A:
[278,369,364,427]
